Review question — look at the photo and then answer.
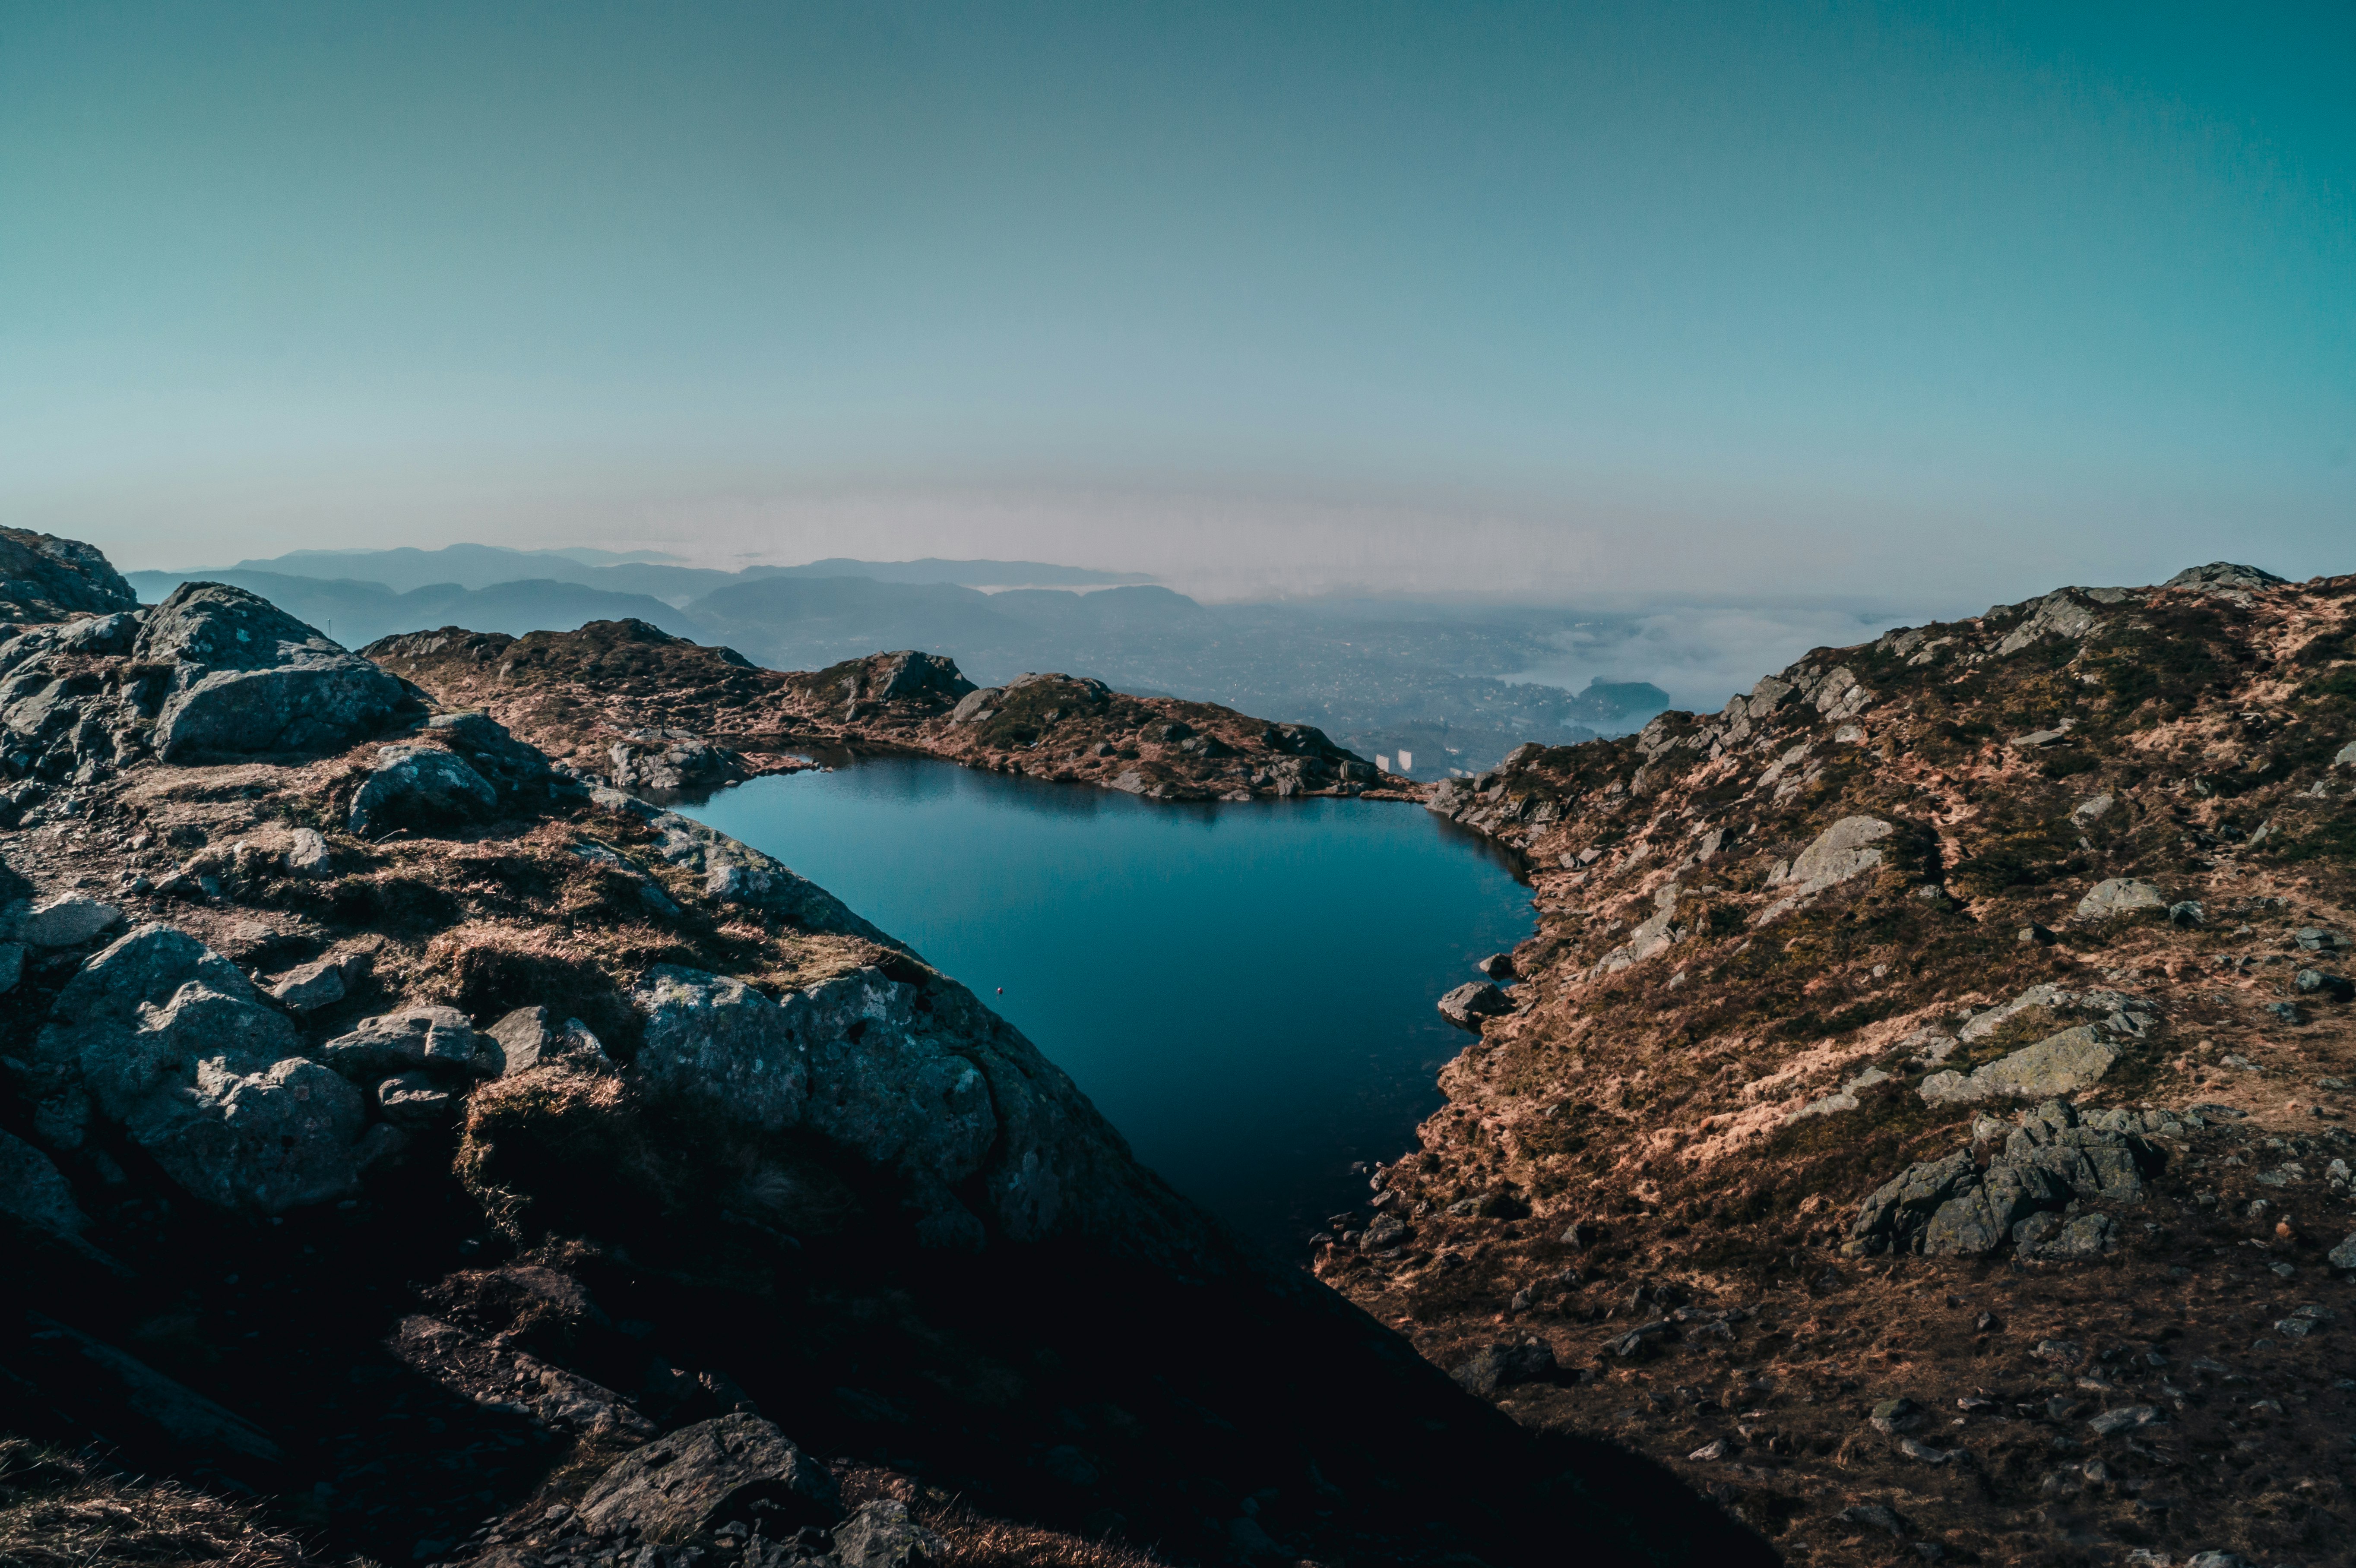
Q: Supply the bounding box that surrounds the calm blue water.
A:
[680,758,1531,1257]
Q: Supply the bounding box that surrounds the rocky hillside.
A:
[0,525,139,626]
[365,620,1409,802]
[0,532,1766,1568]
[1316,563,2356,1567]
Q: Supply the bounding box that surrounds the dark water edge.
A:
[676,755,1532,1260]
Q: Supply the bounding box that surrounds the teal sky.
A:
[3,2,2350,600]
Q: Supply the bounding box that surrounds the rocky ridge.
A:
[0,525,139,626]
[1314,563,2356,1566]
[364,620,1410,803]
[0,532,1764,1568]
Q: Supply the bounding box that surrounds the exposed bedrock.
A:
[135,581,417,761]
[1848,1097,2164,1259]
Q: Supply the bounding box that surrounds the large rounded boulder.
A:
[133,582,413,761]
[347,745,499,835]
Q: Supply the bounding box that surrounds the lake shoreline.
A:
[678,754,1536,1258]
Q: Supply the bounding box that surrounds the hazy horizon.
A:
[6,3,2350,605]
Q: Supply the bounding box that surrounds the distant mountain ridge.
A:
[124,568,705,646]
[130,547,1669,769]
[154,544,1153,599]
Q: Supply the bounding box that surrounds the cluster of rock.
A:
[1846,1098,2166,1259]
[345,710,573,837]
[945,672,1378,799]
[0,611,147,788]
[605,727,752,794]
[1423,568,2303,862]
[443,1412,942,1567]
[1783,980,2165,1127]
[3,915,616,1226]
[9,904,1197,1271]
[1424,744,1554,832]
[818,649,974,720]
[2,579,425,793]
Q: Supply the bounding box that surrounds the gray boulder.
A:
[1848,1151,1976,1256]
[485,1005,611,1074]
[32,923,373,1213]
[0,941,22,994]
[142,1056,370,1212]
[348,745,498,835]
[947,686,1002,723]
[423,711,551,794]
[861,650,974,704]
[627,961,1197,1259]
[830,1498,947,1568]
[1754,815,1894,923]
[5,892,120,948]
[375,1071,455,1130]
[53,609,142,655]
[285,827,333,877]
[633,965,997,1249]
[1438,981,1515,1033]
[576,1413,839,1542]
[1919,1158,2070,1256]
[1918,1024,2121,1106]
[320,1006,497,1081]
[2075,877,2167,922]
[1994,591,2100,656]
[0,527,138,623]
[2296,968,2355,1002]
[39,924,297,1119]
[133,582,411,761]
[633,968,811,1130]
[268,947,374,1012]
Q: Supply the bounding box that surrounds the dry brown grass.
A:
[836,1466,1172,1568]
[455,1065,654,1240]
[0,1439,342,1568]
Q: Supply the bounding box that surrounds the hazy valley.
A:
[128,545,1673,775]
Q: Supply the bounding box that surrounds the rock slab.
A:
[576,1414,839,1542]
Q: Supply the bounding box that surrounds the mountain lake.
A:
[679,755,1533,1258]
